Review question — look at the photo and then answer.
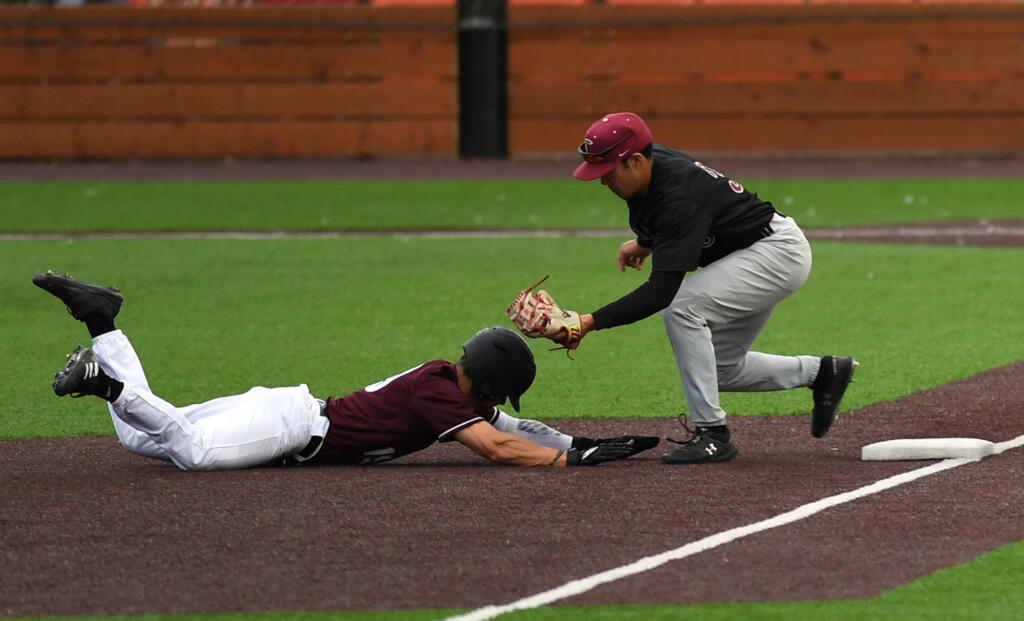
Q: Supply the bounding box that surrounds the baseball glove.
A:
[507,275,583,350]
[565,442,634,466]
[572,435,661,457]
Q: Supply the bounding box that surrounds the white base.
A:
[861,438,995,461]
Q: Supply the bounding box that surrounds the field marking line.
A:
[0,230,631,241]
[1,224,1021,242]
[993,434,1024,454]
[805,226,1024,239]
[444,433,1024,621]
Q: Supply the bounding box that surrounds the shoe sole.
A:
[52,346,100,399]
[53,346,95,397]
[33,272,123,320]
[661,443,739,464]
[811,358,859,438]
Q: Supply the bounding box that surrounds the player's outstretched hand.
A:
[571,435,661,458]
[566,441,636,466]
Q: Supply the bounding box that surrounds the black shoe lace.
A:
[666,414,701,446]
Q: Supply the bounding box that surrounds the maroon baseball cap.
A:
[573,112,654,180]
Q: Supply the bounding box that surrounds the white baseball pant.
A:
[91,330,329,471]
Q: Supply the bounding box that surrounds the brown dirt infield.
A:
[2,364,1023,616]
[2,158,1022,617]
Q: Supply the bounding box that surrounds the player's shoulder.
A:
[652,143,695,166]
[646,146,701,203]
[652,145,705,183]
[413,359,458,380]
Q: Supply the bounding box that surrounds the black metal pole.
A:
[457,0,507,158]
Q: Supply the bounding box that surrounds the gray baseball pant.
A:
[662,213,821,427]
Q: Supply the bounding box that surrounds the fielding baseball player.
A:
[507,112,857,464]
[34,271,658,471]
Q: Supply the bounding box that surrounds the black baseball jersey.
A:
[591,144,778,330]
[312,360,497,465]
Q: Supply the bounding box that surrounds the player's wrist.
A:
[580,314,595,335]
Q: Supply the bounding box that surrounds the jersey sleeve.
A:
[590,269,684,330]
[491,409,573,450]
[649,199,711,273]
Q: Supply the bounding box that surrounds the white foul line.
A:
[444,433,1024,621]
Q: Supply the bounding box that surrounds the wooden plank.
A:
[0,119,456,158]
[0,40,456,82]
[508,79,1024,116]
[0,6,455,41]
[508,25,1024,77]
[509,116,1024,154]
[0,82,457,118]
[507,3,1024,27]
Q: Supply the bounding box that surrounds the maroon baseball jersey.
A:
[311,360,495,465]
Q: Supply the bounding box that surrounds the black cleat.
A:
[52,346,105,398]
[661,420,738,464]
[811,356,859,438]
[33,271,122,321]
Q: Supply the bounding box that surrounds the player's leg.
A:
[91,330,170,460]
[661,235,811,425]
[713,306,820,392]
[660,269,739,464]
[53,349,326,471]
[37,273,329,467]
[172,385,328,470]
[690,213,816,393]
[695,215,855,437]
[92,329,150,390]
[660,214,811,463]
[32,272,169,459]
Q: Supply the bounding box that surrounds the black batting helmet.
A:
[462,326,536,412]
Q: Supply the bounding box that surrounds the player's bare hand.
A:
[618,239,652,271]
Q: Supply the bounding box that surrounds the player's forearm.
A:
[591,270,684,329]
[485,435,567,467]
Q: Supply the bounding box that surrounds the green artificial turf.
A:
[4,237,1022,439]
[2,178,1023,233]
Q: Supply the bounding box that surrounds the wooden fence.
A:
[507,3,1024,156]
[1,4,1022,159]
[0,6,457,158]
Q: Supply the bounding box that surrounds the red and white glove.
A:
[507,275,583,350]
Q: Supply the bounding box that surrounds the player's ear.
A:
[476,379,494,403]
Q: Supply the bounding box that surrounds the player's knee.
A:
[662,302,708,330]
[716,361,744,388]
